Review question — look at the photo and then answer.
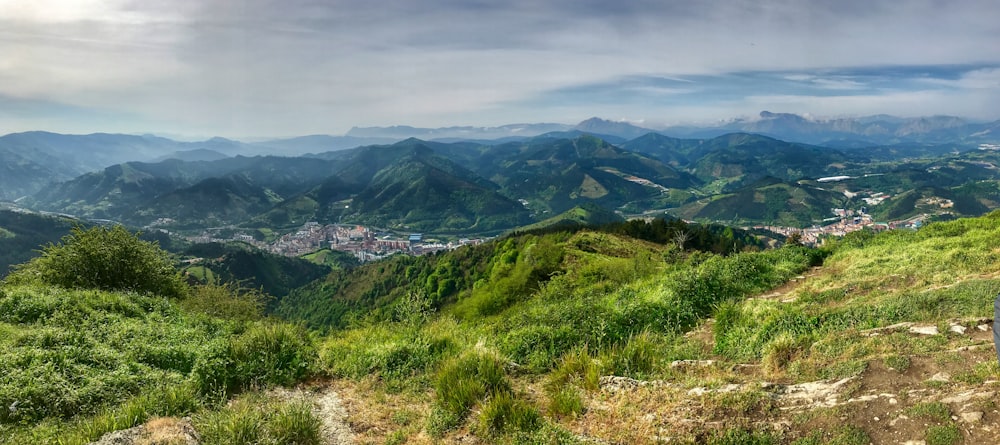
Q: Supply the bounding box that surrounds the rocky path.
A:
[90,384,354,445]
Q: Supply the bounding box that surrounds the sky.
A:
[1,0,998,138]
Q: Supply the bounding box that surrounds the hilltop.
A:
[3,210,1000,444]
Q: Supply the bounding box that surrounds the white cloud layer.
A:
[0,0,997,137]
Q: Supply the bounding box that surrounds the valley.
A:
[4,113,1000,445]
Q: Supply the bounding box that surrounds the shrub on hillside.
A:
[181,280,268,322]
[429,351,511,434]
[5,225,187,298]
[191,323,318,397]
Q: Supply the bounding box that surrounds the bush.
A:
[5,226,187,298]
[191,323,317,397]
[431,352,511,432]
[477,392,542,437]
[180,280,267,322]
[197,395,321,445]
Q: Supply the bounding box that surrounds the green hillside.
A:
[675,178,849,226]
[276,213,1000,444]
[0,226,322,444]
[514,203,625,232]
[345,151,531,232]
[6,211,1000,444]
[0,210,80,278]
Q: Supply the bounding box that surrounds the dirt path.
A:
[310,386,355,445]
[90,385,354,445]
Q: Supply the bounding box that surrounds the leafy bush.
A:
[477,391,542,437]
[431,352,511,433]
[180,280,268,322]
[5,225,187,298]
[191,323,317,397]
[546,387,585,418]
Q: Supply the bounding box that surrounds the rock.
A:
[960,411,984,423]
[670,359,715,369]
[949,325,967,334]
[902,441,926,445]
[89,417,199,445]
[909,325,939,335]
[941,390,995,404]
[927,372,951,383]
[977,324,990,332]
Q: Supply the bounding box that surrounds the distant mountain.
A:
[341,141,531,232]
[472,134,698,216]
[574,117,658,140]
[26,156,343,226]
[153,149,229,162]
[662,111,1000,146]
[345,123,572,141]
[619,133,704,167]
[514,203,625,232]
[252,135,398,156]
[687,133,854,191]
[673,178,848,226]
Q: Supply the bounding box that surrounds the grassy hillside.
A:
[0,227,322,444]
[0,210,79,278]
[276,213,1000,444]
[8,201,1000,444]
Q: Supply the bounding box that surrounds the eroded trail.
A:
[90,384,355,445]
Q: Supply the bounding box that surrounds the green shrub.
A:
[708,427,780,445]
[431,352,511,432]
[547,347,600,392]
[600,331,659,378]
[907,402,952,423]
[477,392,541,437]
[828,425,871,445]
[180,280,267,322]
[196,395,320,445]
[191,323,317,397]
[268,399,322,445]
[925,424,961,445]
[5,226,187,298]
[547,387,585,418]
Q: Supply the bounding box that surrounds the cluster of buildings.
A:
[191,222,487,262]
[756,209,925,246]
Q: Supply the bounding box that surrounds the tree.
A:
[5,225,187,298]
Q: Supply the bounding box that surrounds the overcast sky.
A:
[1,0,998,138]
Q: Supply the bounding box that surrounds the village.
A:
[189,222,488,262]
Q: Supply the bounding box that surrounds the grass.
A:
[195,394,321,445]
[12,212,1000,443]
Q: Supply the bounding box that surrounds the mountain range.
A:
[7,111,1000,231]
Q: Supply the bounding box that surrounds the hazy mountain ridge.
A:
[15,120,1000,231]
[664,111,1000,146]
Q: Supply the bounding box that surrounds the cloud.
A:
[0,0,997,136]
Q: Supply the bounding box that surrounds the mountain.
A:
[153,148,229,162]
[342,142,531,232]
[0,210,81,277]
[618,132,703,167]
[573,117,658,140]
[251,134,398,156]
[472,134,698,216]
[513,203,625,232]
[686,133,854,191]
[673,177,848,226]
[663,111,1000,146]
[0,145,80,201]
[26,156,343,226]
[345,123,572,141]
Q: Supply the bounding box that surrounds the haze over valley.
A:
[4,1,1000,444]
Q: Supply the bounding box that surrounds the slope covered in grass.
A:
[0,227,321,444]
[303,212,1000,444]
